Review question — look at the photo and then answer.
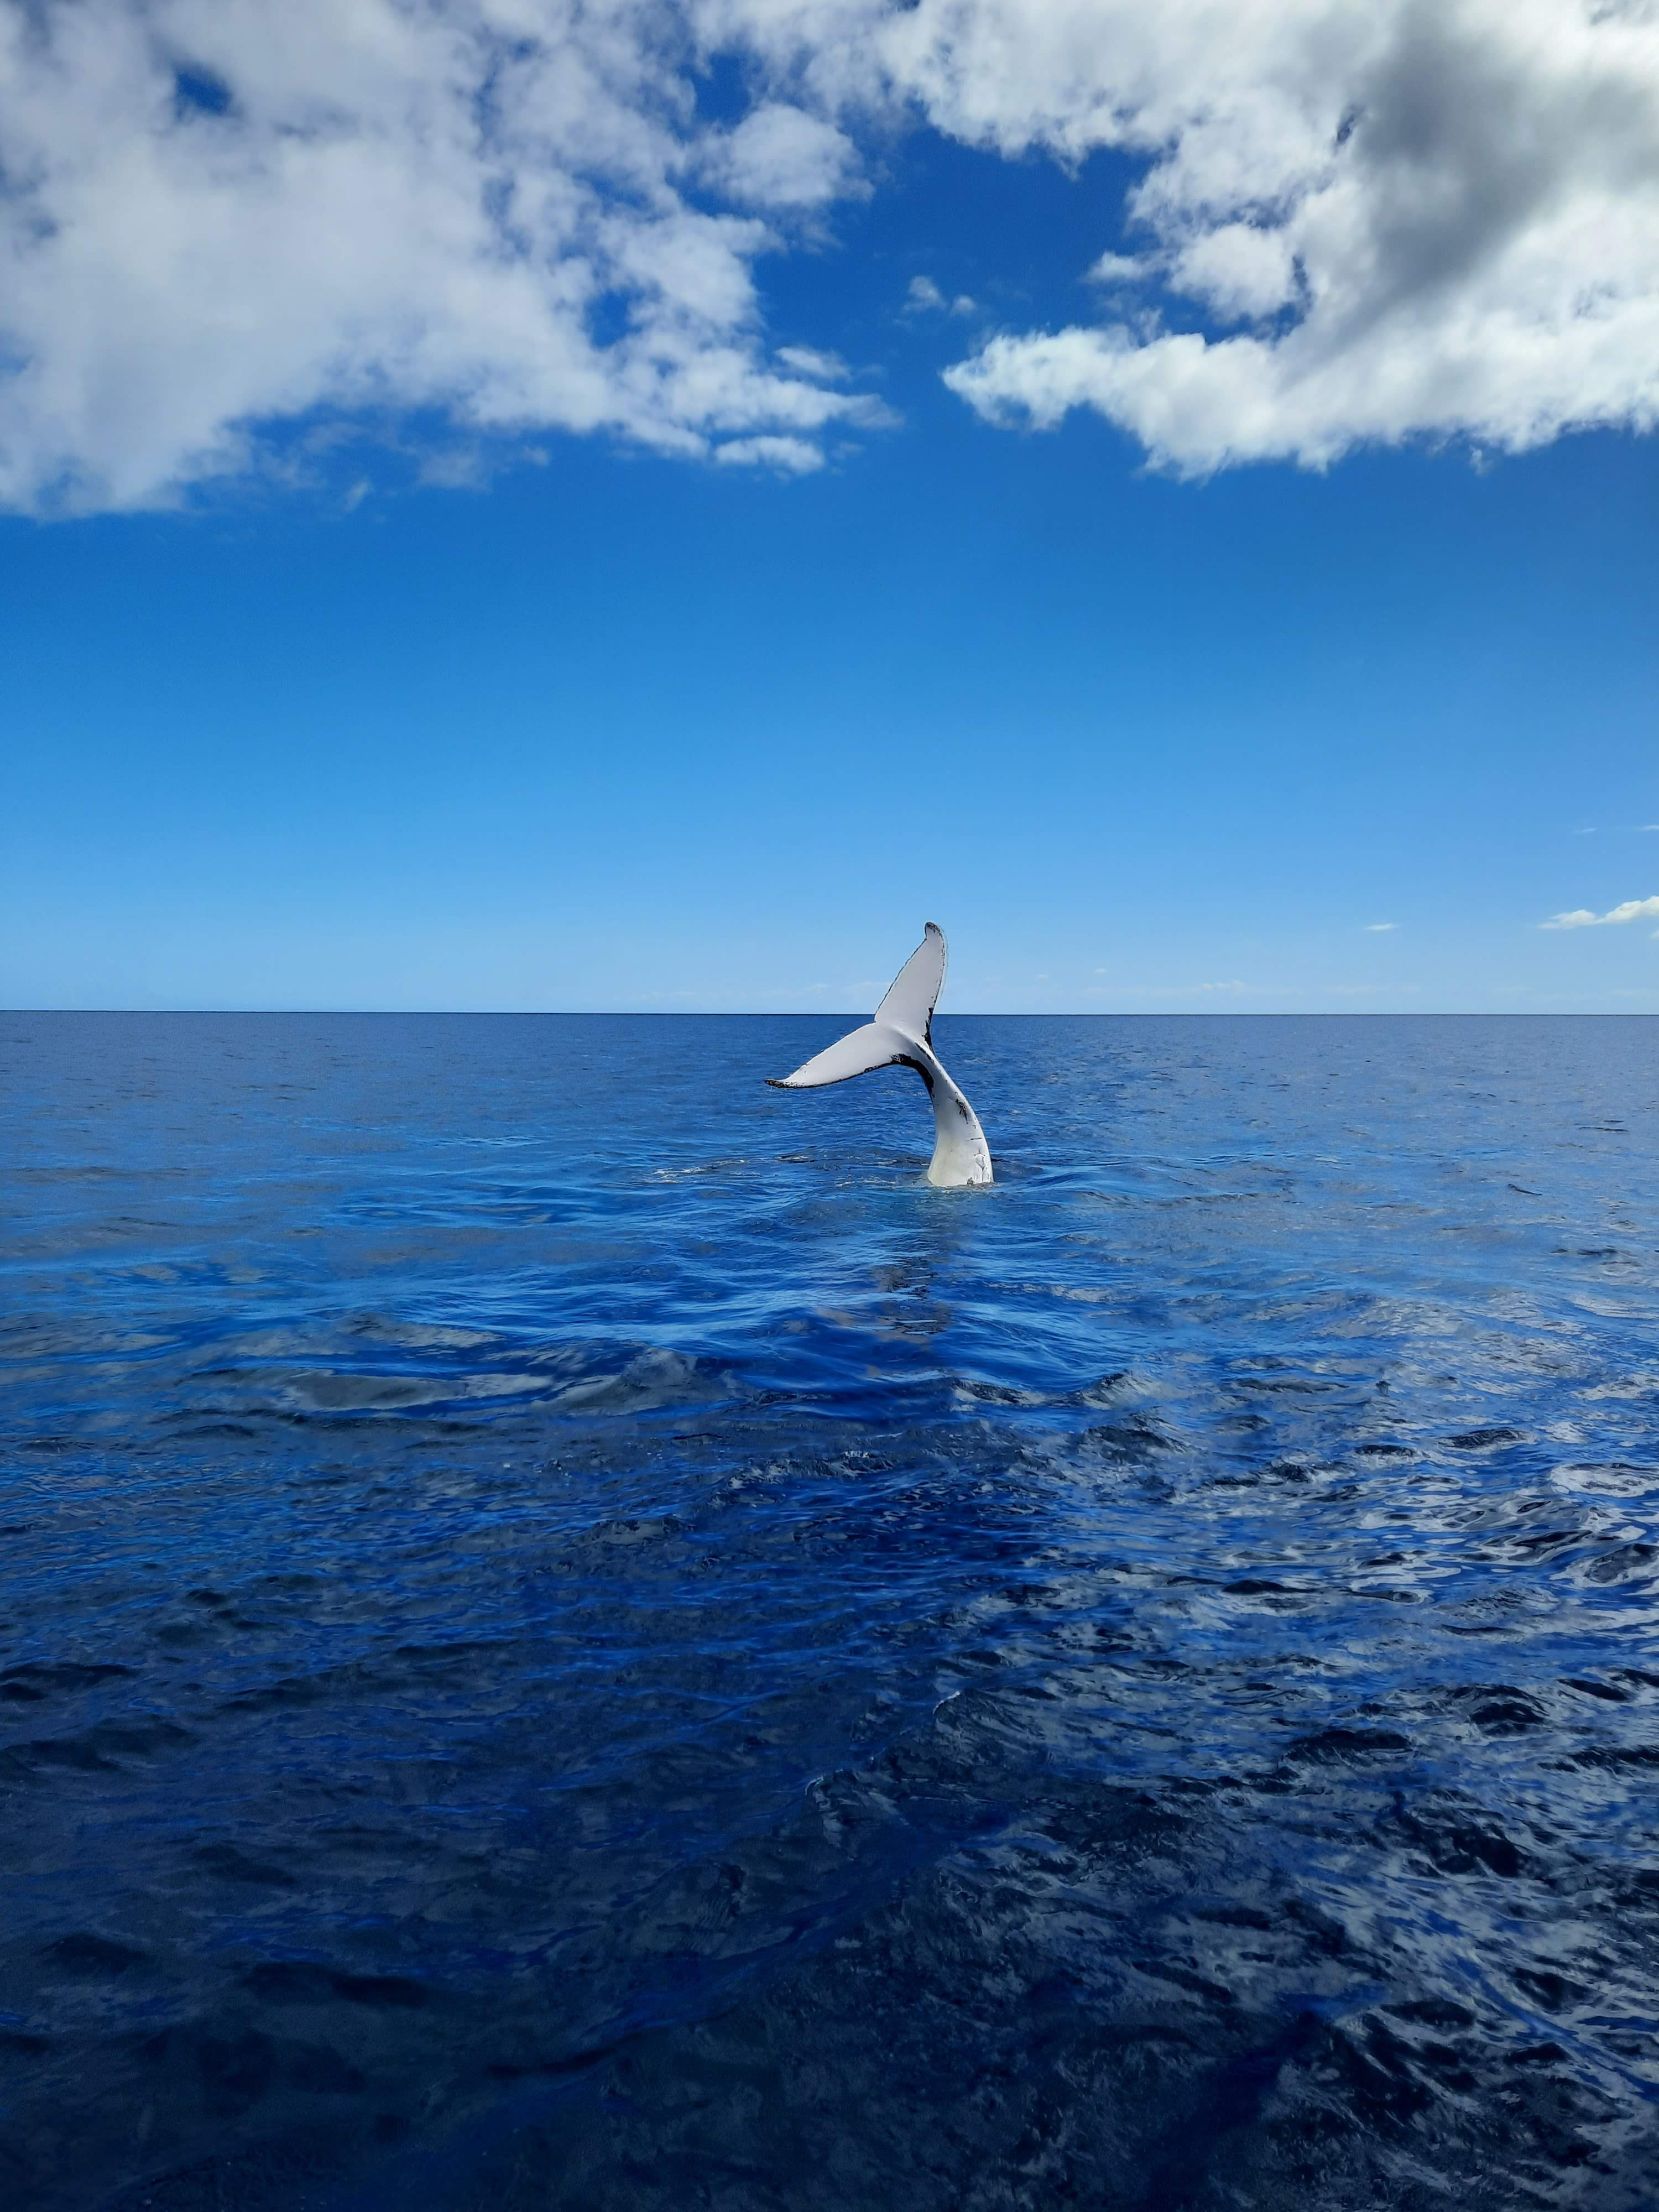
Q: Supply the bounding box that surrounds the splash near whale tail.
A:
[767,924,993,1187]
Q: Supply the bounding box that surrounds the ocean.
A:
[3,1011,1657,2210]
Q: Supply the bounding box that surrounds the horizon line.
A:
[6,1006,1655,1021]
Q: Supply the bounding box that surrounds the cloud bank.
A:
[3,0,1657,512]
[1541,895,1659,928]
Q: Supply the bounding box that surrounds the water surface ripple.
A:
[3,1013,1658,2210]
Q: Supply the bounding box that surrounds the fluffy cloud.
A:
[0,0,884,512]
[1541,895,1659,928]
[2,0,1657,512]
[697,102,861,210]
[930,0,1659,471]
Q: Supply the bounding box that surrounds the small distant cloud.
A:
[1573,826,1597,835]
[1645,825,1659,833]
[1540,894,1659,930]
[1088,980,1258,997]
[713,435,824,474]
[1087,251,1149,285]
[906,275,976,316]
[1364,921,1398,932]
[416,445,487,490]
[342,477,372,512]
[1324,982,1422,996]
[1114,979,1255,996]
[775,345,849,382]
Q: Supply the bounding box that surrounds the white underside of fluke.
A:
[767,924,993,1188]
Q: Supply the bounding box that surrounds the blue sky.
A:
[3,2,1657,1013]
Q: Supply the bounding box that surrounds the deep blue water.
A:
[3,1012,1659,2211]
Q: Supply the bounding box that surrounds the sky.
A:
[2,0,1656,1014]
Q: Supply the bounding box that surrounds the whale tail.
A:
[767,924,993,1187]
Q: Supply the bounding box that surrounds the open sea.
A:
[3,1010,1658,2212]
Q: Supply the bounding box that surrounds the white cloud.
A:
[1364,921,1398,931]
[1541,894,1659,928]
[712,433,825,471]
[3,0,1658,510]
[1104,979,1256,996]
[1088,252,1147,286]
[1171,224,1298,322]
[906,274,976,316]
[698,103,860,210]
[930,0,1659,472]
[775,345,850,380]
[0,0,886,512]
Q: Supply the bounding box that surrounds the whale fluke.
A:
[768,923,993,1187]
